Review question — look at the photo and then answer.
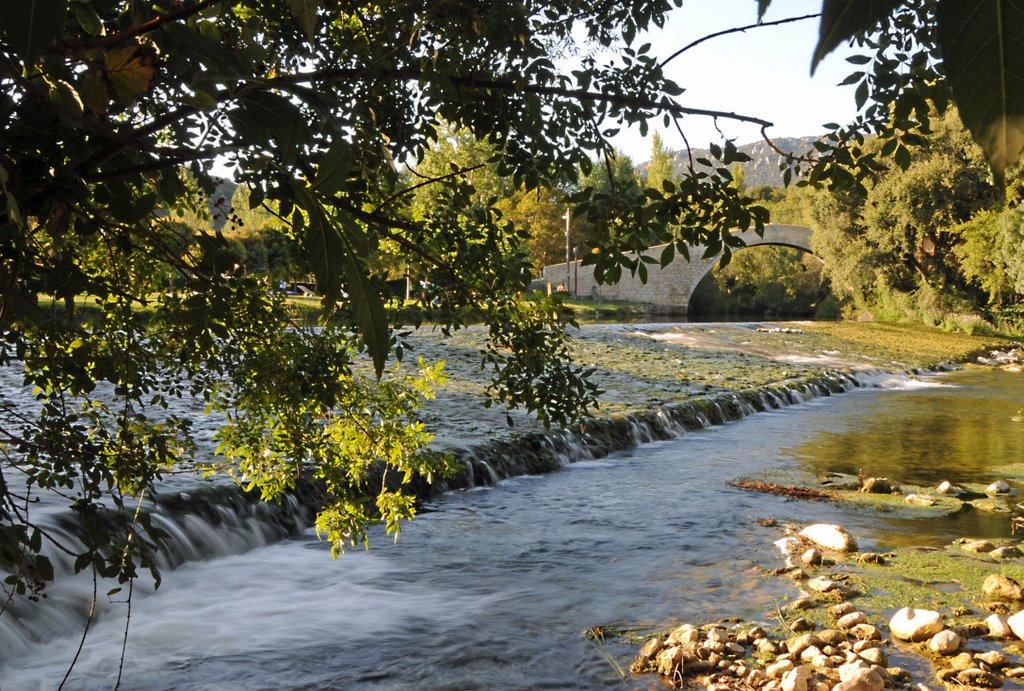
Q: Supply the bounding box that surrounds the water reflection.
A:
[787,368,1024,486]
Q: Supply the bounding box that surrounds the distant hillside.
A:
[641,136,818,188]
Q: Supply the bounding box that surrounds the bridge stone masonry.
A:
[540,224,814,314]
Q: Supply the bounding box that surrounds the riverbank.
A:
[408,321,1022,689]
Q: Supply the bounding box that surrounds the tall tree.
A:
[646,132,675,191]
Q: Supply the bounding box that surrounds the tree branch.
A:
[264,68,777,129]
[660,14,820,68]
[56,0,220,53]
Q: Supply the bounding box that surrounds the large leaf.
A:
[104,45,158,103]
[335,211,390,378]
[937,0,1024,184]
[0,0,68,64]
[228,91,312,165]
[811,0,899,74]
[297,186,389,376]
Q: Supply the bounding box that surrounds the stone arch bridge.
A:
[540,224,814,314]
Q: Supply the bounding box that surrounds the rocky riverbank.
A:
[407,321,1022,689]
[628,512,1024,690]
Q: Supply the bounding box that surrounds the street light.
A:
[563,207,571,292]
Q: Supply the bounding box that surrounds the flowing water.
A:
[2,366,1023,690]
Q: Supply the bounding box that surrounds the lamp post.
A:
[563,208,571,292]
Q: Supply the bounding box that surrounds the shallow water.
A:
[3,368,1023,689]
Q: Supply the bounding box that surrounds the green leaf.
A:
[71,2,103,36]
[937,0,1024,184]
[312,141,353,195]
[80,69,109,113]
[0,0,68,64]
[229,91,312,165]
[296,186,389,376]
[104,45,158,103]
[336,211,390,378]
[811,0,899,74]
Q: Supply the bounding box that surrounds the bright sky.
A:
[617,0,861,163]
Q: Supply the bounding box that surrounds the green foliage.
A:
[645,132,675,191]
[3,0,1024,611]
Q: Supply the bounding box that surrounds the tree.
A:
[811,107,1004,319]
[646,132,675,191]
[497,186,570,271]
[2,0,1024,610]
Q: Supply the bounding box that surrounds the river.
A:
[2,364,1023,689]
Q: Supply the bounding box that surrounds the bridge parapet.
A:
[540,224,814,314]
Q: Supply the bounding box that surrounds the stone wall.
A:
[541,224,814,313]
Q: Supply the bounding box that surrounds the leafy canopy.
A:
[1,0,1024,603]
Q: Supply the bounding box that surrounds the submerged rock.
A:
[987,480,1011,494]
[860,477,897,494]
[799,524,859,552]
[904,493,935,506]
[889,607,943,642]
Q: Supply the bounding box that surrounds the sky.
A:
[615,0,861,163]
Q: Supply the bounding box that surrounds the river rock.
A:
[860,477,896,494]
[963,539,997,553]
[905,493,935,506]
[833,667,884,691]
[1005,609,1024,639]
[986,613,1014,638]
[983,573,1024,600]
[957,668,1003,687]
[858,647,887,666]
[801,548,823,566]
[837,612,869,629]
[987,480,1011,494]
[929,629,961,655]
[656,646,686,675]
[637,637,663,661]
[767,659,796,679]
[781,665,813,691]
[807,576,838,593]
[992,545,1023,559]
[889,607,943,641]
[787,633,824,656]
[831,602,855,618]
[849,623,881,641]
[948,652,975,671]
[799,524,858,552]
[977,650,1010,668]
[706,627,728,643]
[667,624,700,645]
[818,629,847,646]
[937,480,953,493]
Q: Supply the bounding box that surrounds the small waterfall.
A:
[425,367,888,498]
[0,478,312,657]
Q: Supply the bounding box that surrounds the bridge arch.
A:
[541,224,815,314]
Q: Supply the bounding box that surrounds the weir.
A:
[0,364,873,657]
